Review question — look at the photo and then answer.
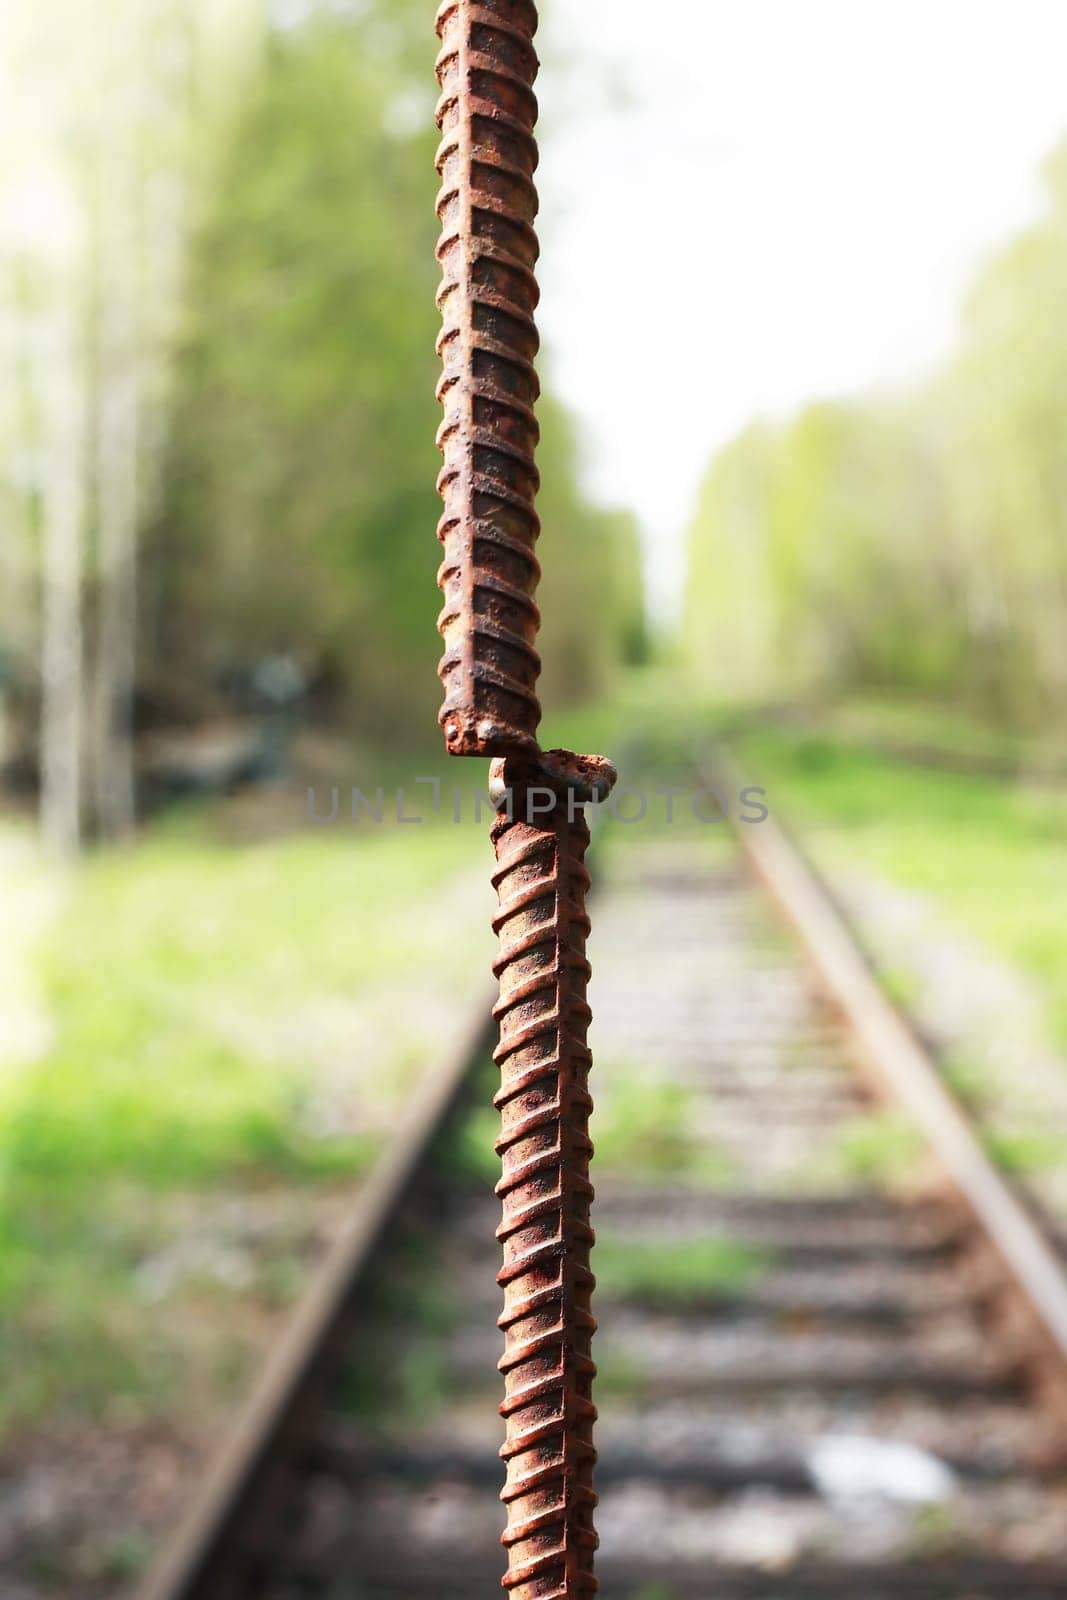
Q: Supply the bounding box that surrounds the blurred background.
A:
[0,0,1065,1592]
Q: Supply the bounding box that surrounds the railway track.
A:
[137,752,1067,1600]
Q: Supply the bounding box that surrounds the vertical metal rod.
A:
[434,0,544,758]
[491,780,599,1597]
[432,1,617,1589]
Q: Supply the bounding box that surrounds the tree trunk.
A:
[40,335,86,857]
[92,302,139,840]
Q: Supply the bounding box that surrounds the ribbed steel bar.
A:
[432,4,616,1589]
[490,766,600,1598]
[434,0,544,757]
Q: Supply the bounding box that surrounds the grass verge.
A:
[733,724,1067,1050]
[0,799,489,1436]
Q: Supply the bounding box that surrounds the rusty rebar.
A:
[431,6,616,1590]
[489,758,609,1598]
[434,0,543,758]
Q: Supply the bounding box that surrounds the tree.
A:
[38,300,87,855]
[684,135,1067,730]
[153,5,643,738]
[1,0,264,845]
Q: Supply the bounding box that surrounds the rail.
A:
[134,749,1067,1596]
[134,1000,496,1600]
[718,744,1067,1432]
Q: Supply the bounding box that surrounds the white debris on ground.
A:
[808,1434,957,1505]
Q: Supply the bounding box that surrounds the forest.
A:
[684,141,1067,733]
[1,0,644,851]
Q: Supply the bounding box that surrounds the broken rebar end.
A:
[489,748,618,812]
[440,715,541,761]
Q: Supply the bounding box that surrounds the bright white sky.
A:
[534,0,1067,619]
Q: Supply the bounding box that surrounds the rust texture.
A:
[432,4,616,1590]
[434,0,544,758]
[490,765,599,1598]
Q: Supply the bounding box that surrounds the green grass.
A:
[984,1127,1067,1178]
[0,800,489,1432]
[825,693,1054,766]
[808,1110,925,1187]
[454,1053,737,1194]
[338,1267,462,1427]
[3,815,487,1188]
[733,726,1067,1049]
[593,1063,735,1183]
[942,1050,993,1106]
[450,1078,503,1188]
[591,1346,648,1400]
[595,1235,772,1302]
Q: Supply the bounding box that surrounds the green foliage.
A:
[684,139,1067,728]
[153,5,644,736]
[735,725,1067,1050]
[450,1096,502,1189]
[593,1061,734,1182]
[0,814,485,1192]
[595,1236,771,1302]
[336,1248,461,1427]
[591,1346,647,1399]
[0,800,490,1430]
[942,1051,992,1107]
[0,1183,184,1429]
[815,1111,924,1187]
[984,1127,1067,1178]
